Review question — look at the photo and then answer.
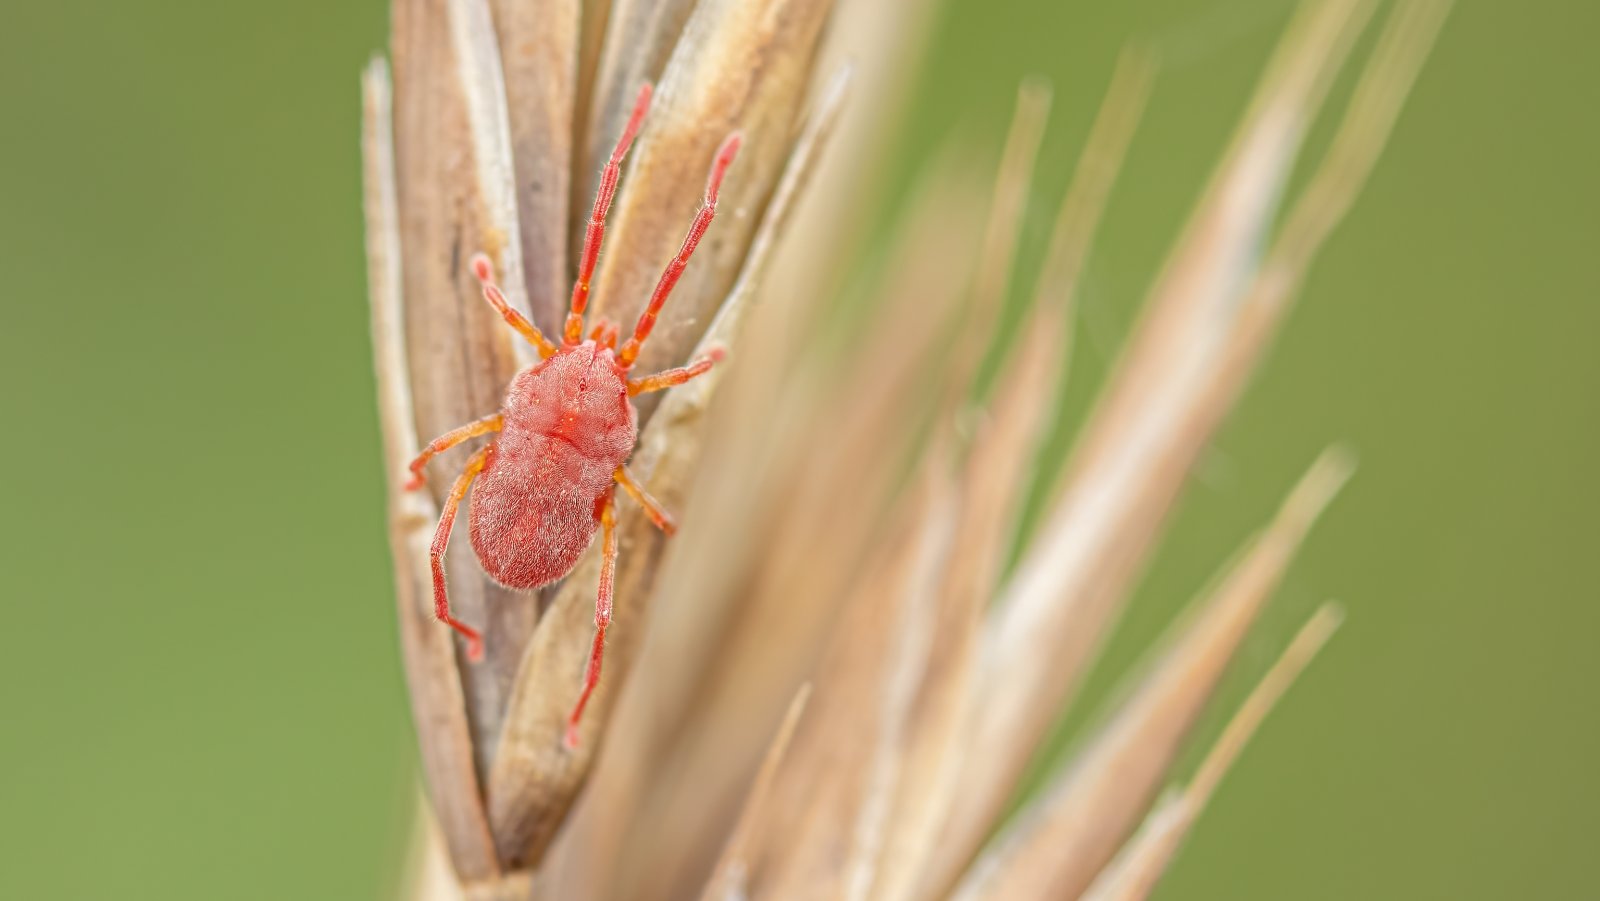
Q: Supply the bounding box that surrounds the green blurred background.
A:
[1,1,1593,898]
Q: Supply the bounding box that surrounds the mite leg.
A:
[566,488,619,748]
[566,84,652,346]
[405,414,503,490]
[626,347,725,397]
[617,133,742,368]
[614,465,676,535]
[470,256,557,358]
[430,444,493,662]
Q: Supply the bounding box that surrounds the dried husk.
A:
[700,684,815,901]
[1081,604,1346,901]
[365,56,503,886]
[487,0,579,332]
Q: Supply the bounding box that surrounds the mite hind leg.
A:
[429,444,493,661]
[566,487,619,748]
[406,414,502,490]
[613,465,676,535]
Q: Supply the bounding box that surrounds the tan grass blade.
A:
[759,0,945,347]
[364,57,500,884]
[946,79,1052,395]
[951,451,1354,901]
[586,0,837,399]
[1028,46,1154,397]
[1249,0,1455,323]
[484,62,849,867]
[701,684,815,901]
[861,312,1059,901]
[390,0,540,781]
[926,1,1381,887]
[448,0,537,365]
[868,54,1155,901]
[485,0,578,332]
[844,462,965,901]
[732,446,964,899]
[697,64,854,349]
[573,0,613,149]
[577,0,701,236]
[402,787,464,901]
[1197,0,1452,527]
[1082,603,1345,901]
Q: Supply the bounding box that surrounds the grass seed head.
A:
[364,0,1449,895]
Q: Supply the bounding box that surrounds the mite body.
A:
[404,83,739,747]
[468,345,637,591]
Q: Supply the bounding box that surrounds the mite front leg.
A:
[626,347,726,397]
[470,255,557,358]
[614,465,677,535]
[617,133,742,368]
[429,444,492,661]
[566,488,618,749]
[406,414,502,490]
[566,84,652,345]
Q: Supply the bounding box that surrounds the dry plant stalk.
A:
[363,0,1448,896]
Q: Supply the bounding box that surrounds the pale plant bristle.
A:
[362,0,1449,898]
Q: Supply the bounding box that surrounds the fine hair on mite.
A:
[404,82,741,748]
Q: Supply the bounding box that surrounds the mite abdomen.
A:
[467,435,613,589]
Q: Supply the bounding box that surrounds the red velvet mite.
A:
[404,83,740,748]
